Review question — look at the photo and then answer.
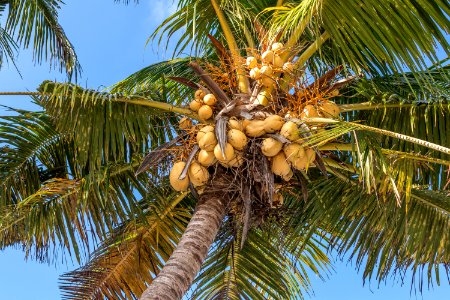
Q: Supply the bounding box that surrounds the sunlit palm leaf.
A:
[59,189,193,300]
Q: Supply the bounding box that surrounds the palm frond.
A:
[37,81,179,171]
[270,0,449,77]
[5,0,80,78]
[190,220,330,300]
[59,189,192,300]
[0,25,18,69]
[296,176,450,289]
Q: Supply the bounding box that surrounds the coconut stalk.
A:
[210,0,250,94]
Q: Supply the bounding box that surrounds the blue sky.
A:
[0,1,449,299]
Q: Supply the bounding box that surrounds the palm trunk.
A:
[140,191,227,300]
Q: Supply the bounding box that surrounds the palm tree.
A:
[0,0,79,76]
[0,0,449,299]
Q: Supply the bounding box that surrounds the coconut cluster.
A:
[168,43,342,203]
[188,90,218,121]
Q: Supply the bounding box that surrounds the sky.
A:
[0,1,449,299]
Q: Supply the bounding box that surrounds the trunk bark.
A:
[139,190,227,300]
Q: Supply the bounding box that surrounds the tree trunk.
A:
[139,191,227,300]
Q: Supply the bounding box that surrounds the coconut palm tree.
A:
[0,1,449,299]
[0,0,78,76]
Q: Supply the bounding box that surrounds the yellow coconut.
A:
[260,65,273,76]
[246,56,258,69]
[261,137,283,157]
[283,62,294,73]
[319,100,340,118]
[261,50,274,64]
[255,89,271,106]
[280,121,300,141]
[242,119,252,130]
[284,143,305,163]
[227,129,248,151]
[198,149,217,167]
[273,55,284,68]
[195,89,206,100]
[196,125,215,143]
[169,161,190,191]
[245,120,266,137]
[305,148,316,166]
[178,117,192,130]
[271,152,291,177]
[198,131,217,151]
[271,42,284,53]
[249,67,261,80]
[188,162,209,187]
[222,151,244,168]
[203,94,217,106]
[228,117,243,131]
[214,143,235,162]
[281,169,294,181]
[328,89,340,97]
[198,105,213,120]
[260,76,274,87]
[263,115,285,133]
[189,99,203,111]
[300,105,319,119]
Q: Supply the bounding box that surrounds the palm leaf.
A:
[59,189,193,300]
[5,0,80,77]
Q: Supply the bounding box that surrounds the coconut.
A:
[169,161,190,191]
[319,100,340,118]
[196,125,215,143]
[189,99,203,111]
[261,50,274,64]
[280,121,300,141]
[178,117,192,130]
[242,119,251,130]
[245,120,266,137]
[227,129,248,151]
[255,89,271,106]
[305,148,316,166]
[263,115,285,133]
[271,152,291,177]
[260,65,273,76]
[283,62,294,73]
[261,137,283,157]
[249,67,261,80]
[228,117,243,131]
[198,149,217,167]
[260,76,274,87]
[188,161,209,187]
[195,89,206,99]
[246,56,258,69]
[271,42,284,53]
[328,89,339,97]
[300,105,319,119]
[198,131,217,151]
[198,105,213,120]
[214,143,235,162]
[203,94,217,106]
[222,151,244,168]
[284,143,305,164]
[273,55,284,68]
[281,169,294,181]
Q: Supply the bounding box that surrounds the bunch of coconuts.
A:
[169,104,339,192]
[169,42,341,193]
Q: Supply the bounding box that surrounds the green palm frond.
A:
[37,81,181,172]
[59,190,192,300]
[0,25,18,68]
[190,220,330,300]
[269,0,449,76]
[4,0,79,77]
[297,176,450,288]
[0,158,154,262]
[0,107,72,206]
